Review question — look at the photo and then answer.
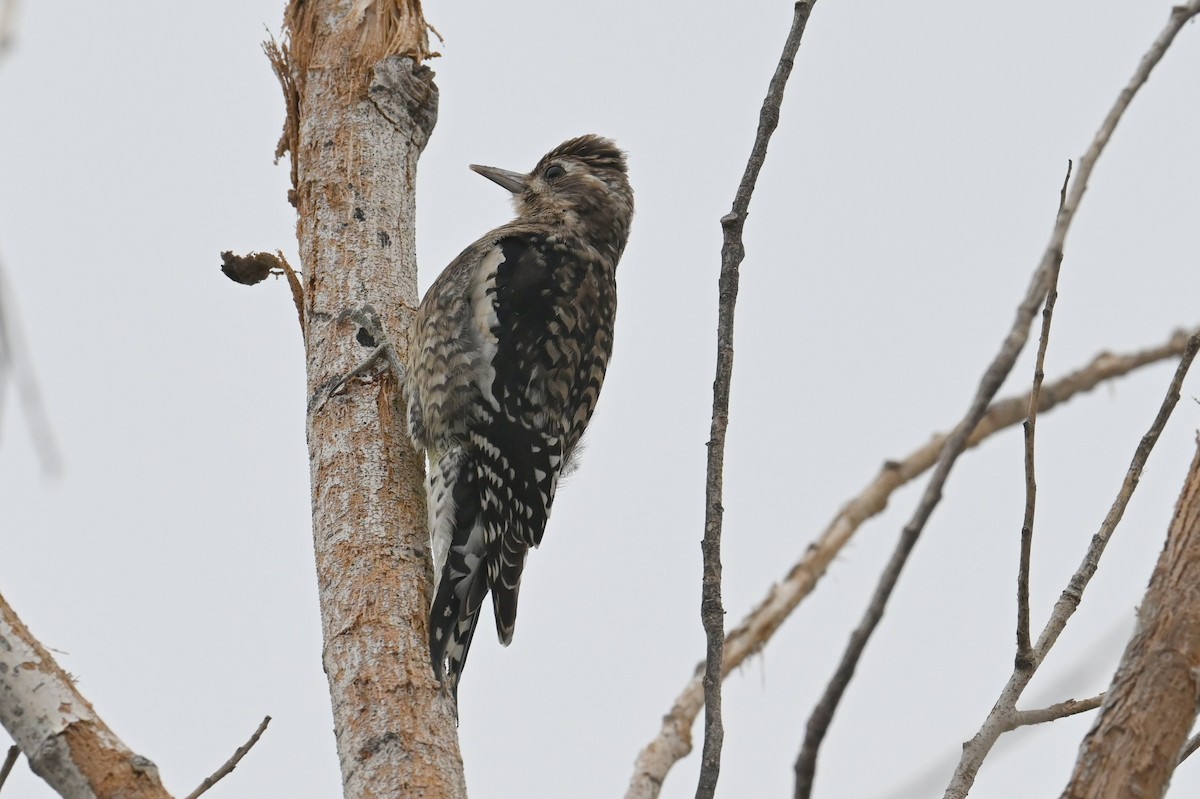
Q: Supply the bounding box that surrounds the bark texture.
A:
[273,2,464,797]
[0,591,170,799]
[1060,439,1200,799]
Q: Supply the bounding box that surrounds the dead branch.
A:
[624,326,1195,799]
[1011,694,1103,729]
[1060,437,1200,798]
[796,3,1200,794]
[0,745,17,792]
[945,332,1200,799]
[0,589,171,798]
[0,253,62,475]
[183,716,271,799]
[1017,161,1072,667]
[0,0,17,64]
[697,2,817,797]
[218,250,305,335]
[1178,730,1200,766]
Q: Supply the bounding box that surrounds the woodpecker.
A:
[406,134,634,693]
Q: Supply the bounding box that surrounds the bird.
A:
[405,134,634,694]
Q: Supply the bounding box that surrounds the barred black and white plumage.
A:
[406,135,634,694]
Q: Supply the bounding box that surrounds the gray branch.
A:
[697,3,817,798]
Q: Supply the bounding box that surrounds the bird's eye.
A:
[543,164,566,180]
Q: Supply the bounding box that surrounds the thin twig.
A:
[1010,694,1102,728]
[795,3,1200,794]
[624,327,1195,799]
[0,253,62,475]
[0,0,18,65]
[945,333,1200,799]
[276,250,306,337]
[696,3,816,798]
[1017,161,1073,668]
[944,6,1200,787]
[0,745,18,792]
[183,716,271,799]
[794,184,1063,799]
[1179,730,1200,766]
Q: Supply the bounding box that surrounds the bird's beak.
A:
[469,164,528,194]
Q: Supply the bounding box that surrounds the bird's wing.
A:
[470,234,578,644]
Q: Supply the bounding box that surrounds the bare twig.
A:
[0,745,18,792]
[276,250,306,336]
[697,3,816,798]
[0,254,62,475]
[183,716,272,799]
[945,333,1200,799]
[1061,437,1200,798]
[795,181,1067,798]
[796,4,1200,795]
[945,6,1200,796]
[1010,694,1103,728]
[1179,730,1200,766]
[624,328,1195,799]
[0,0,18,64]
[1017,161,1073,668]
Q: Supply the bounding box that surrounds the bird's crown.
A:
[533,134,628,177]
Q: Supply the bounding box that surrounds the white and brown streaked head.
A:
[470,134,634,255]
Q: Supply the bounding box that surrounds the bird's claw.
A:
[310,305,407,412]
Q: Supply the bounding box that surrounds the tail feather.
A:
[477,429,563,646]
[429,576,483,696]
[427,427,564,690]
[428,450,487,693]
[492,536,528,645]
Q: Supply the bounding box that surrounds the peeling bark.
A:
[0,591,170,799]
[272,1,465,797]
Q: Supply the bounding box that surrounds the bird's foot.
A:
[311,305,407,411]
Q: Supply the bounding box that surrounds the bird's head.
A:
[470,134,634,250]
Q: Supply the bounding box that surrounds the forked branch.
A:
[945,333,1200,799]
[1060,436,1200,797]
[624,327,1196,799]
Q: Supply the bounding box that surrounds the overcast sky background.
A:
[2,2,1200,797]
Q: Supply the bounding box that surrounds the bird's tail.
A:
[427,429,563,691]
[491,531,529,646]
[428,449,489,694]
[477,429,563,646]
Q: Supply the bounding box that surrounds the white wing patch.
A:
[427,446,464,593]
[470,245,505,411]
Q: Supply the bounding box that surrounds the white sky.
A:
[2,1,1199,797]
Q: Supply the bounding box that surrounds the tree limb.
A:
[945,332,1200,799]
[799,3,1200,794]
[183,716,271,799]
[1060,436,1200,798]
[697,3,817,797]
[0,589,171,798]
[1010,694,1103,729]
[1178,730,1200,766]
[624,327,1195,799]
[0,745,18,792]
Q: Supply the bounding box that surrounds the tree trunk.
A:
[272,2,465,797]
[1060,437,1200,799]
